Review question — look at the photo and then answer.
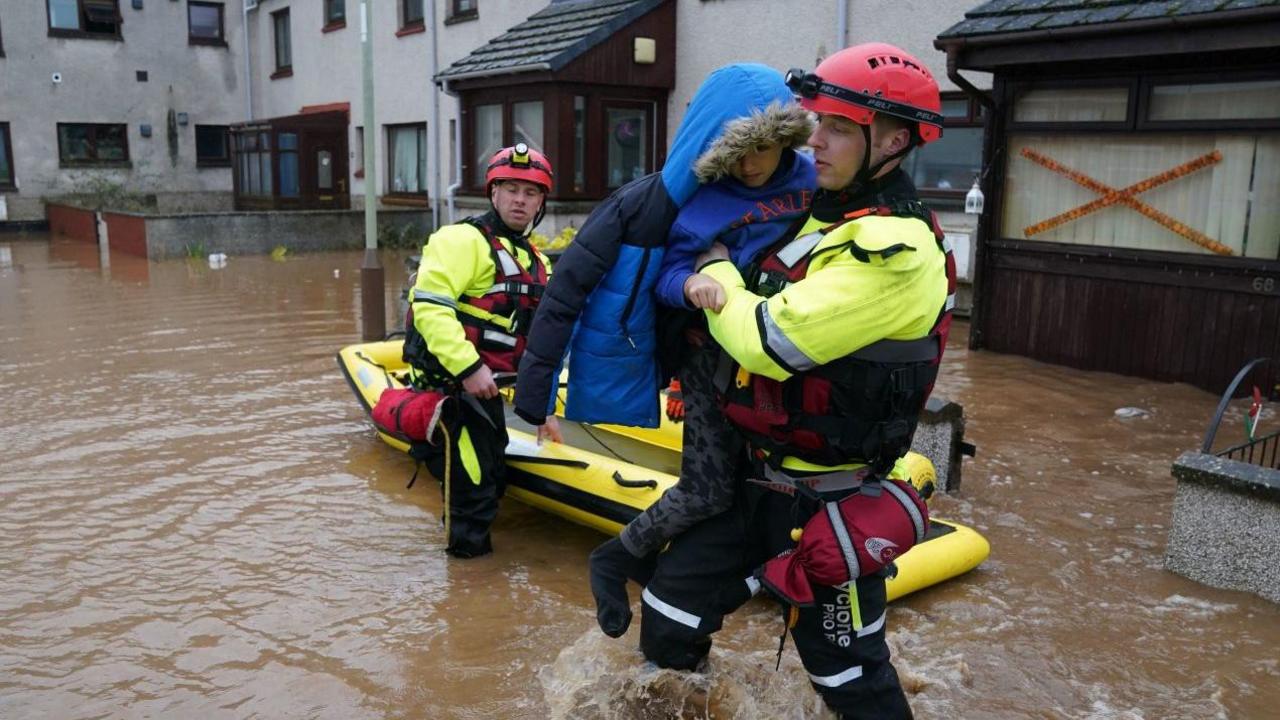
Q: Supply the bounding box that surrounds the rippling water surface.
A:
[1,235,1277,719]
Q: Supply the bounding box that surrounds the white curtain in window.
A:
[1004,133,1280,259]
[391,125,425,193]
[1149,80,1280,122]
[473,105,503,187]
[1014,87,1129,123]
[513,101,544,154]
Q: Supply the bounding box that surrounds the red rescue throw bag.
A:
[760,479,929,607]
[371,387,455,443]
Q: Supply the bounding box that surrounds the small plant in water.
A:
[185,240,207,258]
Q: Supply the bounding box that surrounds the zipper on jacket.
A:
[618,244,651,349]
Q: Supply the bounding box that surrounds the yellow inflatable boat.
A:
[337,340,988,601]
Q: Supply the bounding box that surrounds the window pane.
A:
[573,96,585,192]
[49,0,81,30]
[246,152,260,194]
[606,107,647,189]
[1148,80,1280,122]
[260,151,273,194]
[1003,132,1280,259]
[196,126,228,161]
[447,120,456,184]
[390,125,425,193]
[317,150,333,190]
[277,132,298,151]
[189,4,221,40]
[326,0,346,23]
[473,104,503,187]
[95,125,127,160]
[1014,87,1128,123]
[940,98,969,119]
[512,101,544,154]
[901,126,982,191]
[417,126,428,190]
[59,125,91,161]
[455,0,476,13]
[274,11,291,69]
[0,128,11,185]
[404,0,424,24]
[279,153,299,197]
[83,0,118,34]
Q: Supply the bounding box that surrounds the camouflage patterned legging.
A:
[619,341,745,557]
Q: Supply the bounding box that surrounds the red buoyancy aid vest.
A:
[403,216,548,388]
[717,200,957,475]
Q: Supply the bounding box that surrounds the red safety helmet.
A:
[786,42,943,146]
[485,143,554,194]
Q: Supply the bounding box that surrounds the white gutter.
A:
[243,1,254,120]
[442,78,463,225]
[836,0,848,51]
[436,63,551,83]
[428,0,442,229]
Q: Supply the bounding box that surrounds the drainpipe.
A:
[944,46,994,112]
[442,78,463,225]
[242,1,254,120]
[427,0,442,230]
[836,0,848,50]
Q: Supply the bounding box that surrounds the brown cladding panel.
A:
[980,241,1280,395]
[555,0,676,89]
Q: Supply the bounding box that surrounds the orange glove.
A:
[665,379,684,422]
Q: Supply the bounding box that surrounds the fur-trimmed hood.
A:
[693,102,814,184]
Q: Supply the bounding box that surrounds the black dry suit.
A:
[402,210,549,558]
[639,169,952,720]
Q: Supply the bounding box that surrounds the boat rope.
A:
[440,420,453,548]
[578,422,633,465]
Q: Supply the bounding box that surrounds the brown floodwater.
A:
[1,233,1277,719]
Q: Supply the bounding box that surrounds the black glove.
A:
[588,537,656,638]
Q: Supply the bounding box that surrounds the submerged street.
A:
[1,235,1277,719]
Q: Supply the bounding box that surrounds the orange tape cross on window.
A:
[1020,148,1232,256]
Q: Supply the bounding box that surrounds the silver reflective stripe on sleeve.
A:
[809,664,864,688]
[760,307,817,373]
[941,234,954,253]
[494,248,521,276]
[412,289,458,309]
[826,501,861,581]
[776,231,823,268]
[857,610,886,637]
[641,587,702,630]
[745,576,762,597]
[944,294,956,312]
[882,481,926,544]
[482,329,518,347]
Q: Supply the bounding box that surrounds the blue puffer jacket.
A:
[515,63,802,428]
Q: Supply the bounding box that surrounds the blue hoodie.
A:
[655,149,816,309]
[516,64,803,428]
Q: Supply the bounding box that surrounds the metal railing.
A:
[1200,357,1278,470]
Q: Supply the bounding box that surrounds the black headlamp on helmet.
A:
[785,68,821,100]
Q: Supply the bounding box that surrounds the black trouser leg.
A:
[789,575,912,719]
[638,482,769,670]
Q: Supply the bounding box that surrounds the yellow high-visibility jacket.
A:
[701,212,947,472]
[410,221,551,379]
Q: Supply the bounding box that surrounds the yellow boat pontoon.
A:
[337,339,988,601]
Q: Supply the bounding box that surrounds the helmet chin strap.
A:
[845,124,914,194]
